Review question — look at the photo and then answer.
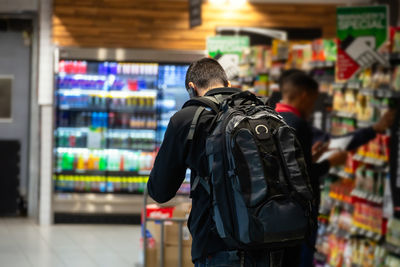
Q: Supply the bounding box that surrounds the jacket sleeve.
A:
[345,127,376,151]
[147,118,188,203]
[311,160,330,179]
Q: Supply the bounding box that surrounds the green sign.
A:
[207,36,249,79]
[207,36,249,58]
[336,5,388,80]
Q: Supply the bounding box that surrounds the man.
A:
[276,72,347,267]
[276,72,395,267]
[148,58,244,266]
[276,69,394,154]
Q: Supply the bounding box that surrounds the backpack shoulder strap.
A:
[182,95,221,114]
[184,95,222,142]
[187,106,206,141]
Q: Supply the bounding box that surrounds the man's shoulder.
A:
[278,112,308,132]
[170,105,199,126]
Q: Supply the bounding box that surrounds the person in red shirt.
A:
[275,72,347,267]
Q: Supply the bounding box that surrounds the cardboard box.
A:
[164,222,192,246]
[146,221,162,244]
[145,247,158,267]
[164,244,193,267]
[173,202,192,219]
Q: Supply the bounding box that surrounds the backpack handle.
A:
[225,91,265,107]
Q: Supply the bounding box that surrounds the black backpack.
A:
[183,91,314,250]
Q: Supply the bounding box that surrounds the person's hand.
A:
[373,109,396,133]
[312,141,329,163]
[328,150,348,167]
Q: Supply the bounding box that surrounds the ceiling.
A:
[249,0,372,4]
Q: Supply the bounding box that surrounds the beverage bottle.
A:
[103,112,108,128]
[107,177,114,192]
[127,177,134,193]
[93,151,100,170]
[84,176,90,192]
[114,177,121,192]
[57,152,63,170]
[87,154,94,170]
[69,132,76,147]
[76,154,85,171]
[59,60,65,73]
[69,151,76,170]
[99,176,106,192]
[99,153,106,171]
[108,112,115,128]
[61,152,68,170]
[132,152,139,172]
[120,154,124,171]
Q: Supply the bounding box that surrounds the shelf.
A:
[56,127,156,132]
[58,89,157,97]
[58,106,157,114]
[352,154,387,167]
[55,170,151,176]
[329,168,355,180]
[53,192,188,215]
[332,85,400,98]
[309,60,335,68]
[331,111,357,119]
[56,147,155,154]
[54,190,145,195]
[384,242,400,258]
[350,189,383,205]
[327,225,351,239]
[357,120,375,128]
[349,226,382,241]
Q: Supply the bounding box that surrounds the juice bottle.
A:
[87,154,94,170]
[120,154,124,171]
[76,154,85,171]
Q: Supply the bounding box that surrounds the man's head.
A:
[185,58,231,97]
[281,72,319,119]
[278,68,303,90]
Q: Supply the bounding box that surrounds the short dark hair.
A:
[278,68,304,90]
[185,58,229,90]
[281,72,319,100]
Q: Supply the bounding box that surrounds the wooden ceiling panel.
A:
[53,0,337,50]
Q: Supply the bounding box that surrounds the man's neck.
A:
[279,100,304,118]
[199,85,226,96]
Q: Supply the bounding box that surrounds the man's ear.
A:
[188,82,195,89]
[227,81,232,88]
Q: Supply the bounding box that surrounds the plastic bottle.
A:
[99,176,106,193]
[99,153,107,171]
[76,154,85,171]
[106,177,114,192]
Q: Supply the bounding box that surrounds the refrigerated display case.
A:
[53,48,204,223]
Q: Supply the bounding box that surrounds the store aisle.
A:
[0,218,141,267]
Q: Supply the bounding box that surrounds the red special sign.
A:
[337,39,360,81]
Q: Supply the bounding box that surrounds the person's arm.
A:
[147,118,189,203]
[345,127,376,151]
[346,110,395,151]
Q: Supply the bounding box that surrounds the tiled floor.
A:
[0,218,142,267]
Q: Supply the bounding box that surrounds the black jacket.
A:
[278,111,377,206]
[277,111,330,206]
[148,87,242,262]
